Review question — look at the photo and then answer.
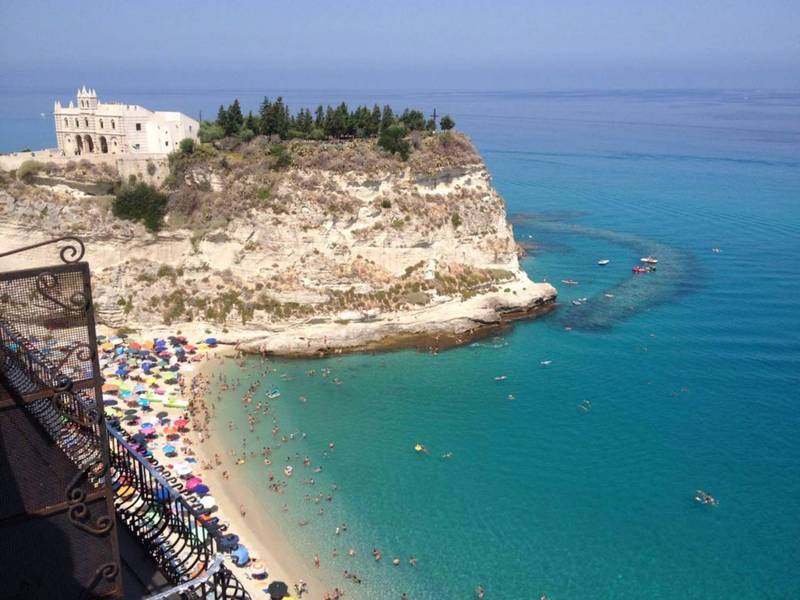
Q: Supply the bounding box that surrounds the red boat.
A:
[632,266,648,273]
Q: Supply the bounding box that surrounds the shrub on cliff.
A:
[198,121,225,143]
[269,144,292,169]
[440,115,455,131]
[179,138,195,154]
[16,160,44,182]
[112,182,168,232]
[378,124,410,160]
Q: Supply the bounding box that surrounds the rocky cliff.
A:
[0,133,556,355]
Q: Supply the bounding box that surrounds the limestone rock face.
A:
[0,133,556,355]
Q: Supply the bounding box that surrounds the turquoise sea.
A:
[3,86,799,598]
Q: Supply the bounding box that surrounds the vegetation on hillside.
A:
[213,97,453,143]
[112,182,168,231]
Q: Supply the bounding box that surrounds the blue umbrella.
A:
[194,484,210,495]
[163,444,177,455]
[205,337,217,345]
[103,399,118,406]
[231,544,250,567]
[218,533,239,552]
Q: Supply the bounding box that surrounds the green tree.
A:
[369,104,382,136]
[380,105,395,132]
[112,182,169,232]
[245,111,258,134]
[227,99,244,133]
[440,114,455,131]
[216,105,230,133]
[400,109,426,131]
[378,123,410,160]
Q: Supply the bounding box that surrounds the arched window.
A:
[64,117,68,127]
[75,118,79,128]
[99,119,104,129]
[111,120,116,130]
[84,117,89,127]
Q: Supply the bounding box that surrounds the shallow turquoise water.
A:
[4,88,800,598]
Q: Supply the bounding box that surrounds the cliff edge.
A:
[0,132,556,355]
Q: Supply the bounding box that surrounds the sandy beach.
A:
[98,328,339,599]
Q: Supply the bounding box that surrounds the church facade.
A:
[54,87,199,156]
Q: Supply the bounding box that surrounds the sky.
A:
[1,0,798,90]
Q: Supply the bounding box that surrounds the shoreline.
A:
[188,352,335,599]
[115,278,557,359]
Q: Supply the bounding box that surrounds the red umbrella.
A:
[174,418,189,429]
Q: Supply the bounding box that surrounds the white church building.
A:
[54,87,199,156]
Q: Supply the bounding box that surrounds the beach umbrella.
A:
[217,533,239,551]
[194,484,209,495]
[103,399,118,406]
[162,444,177,456]
[185,477,203,491]
[199,495,217,510]
[230,544,249,567]
[174,418,189,430]
[266,581,288,599]
[175,463,193,477]
[250,562,268,580]
[156,411,168,419]
[140,424,156,436]
[124,409,138,415]
[138,398,151,408]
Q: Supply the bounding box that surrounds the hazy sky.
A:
[1,0,798,89]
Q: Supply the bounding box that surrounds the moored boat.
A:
[597,259,610,266]
[640,256,658,264]
[632,266,648,273]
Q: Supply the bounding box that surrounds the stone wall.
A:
[0,150,169,186]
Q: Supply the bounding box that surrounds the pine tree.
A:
[369,104,382,136]
[440,114,455,131]
[380,105,395,132]
[259,97,273,135]
[216,105,229,133]
[227,99,244,134]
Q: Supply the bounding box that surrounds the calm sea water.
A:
[3,86,799,599]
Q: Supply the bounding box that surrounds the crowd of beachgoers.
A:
[101,332,425,599]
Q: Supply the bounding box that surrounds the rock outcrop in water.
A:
[0,133,556,355]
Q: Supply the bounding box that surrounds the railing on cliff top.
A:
[0,237,250,600]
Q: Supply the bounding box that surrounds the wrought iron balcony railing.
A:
[0,237,251,600]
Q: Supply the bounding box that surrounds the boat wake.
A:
[511,213,699,331]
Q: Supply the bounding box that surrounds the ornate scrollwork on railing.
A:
[66,461,114,536]
[0,236,86,264]
[54,342,95,371]
[79,562,120,600]
[35,271,90,313]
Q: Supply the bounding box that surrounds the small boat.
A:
[494,375,507,381]
[571,297,588,306]
[540,360,552,366]
[266,388,281,399]
[597,259,610,266]
[640,256,658,264]
[632,266,648,274]
[711,247,722,253]
[414,443,427,453]
[604,293,615,299]
[561,279,578,285]
[283,465,293,477]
